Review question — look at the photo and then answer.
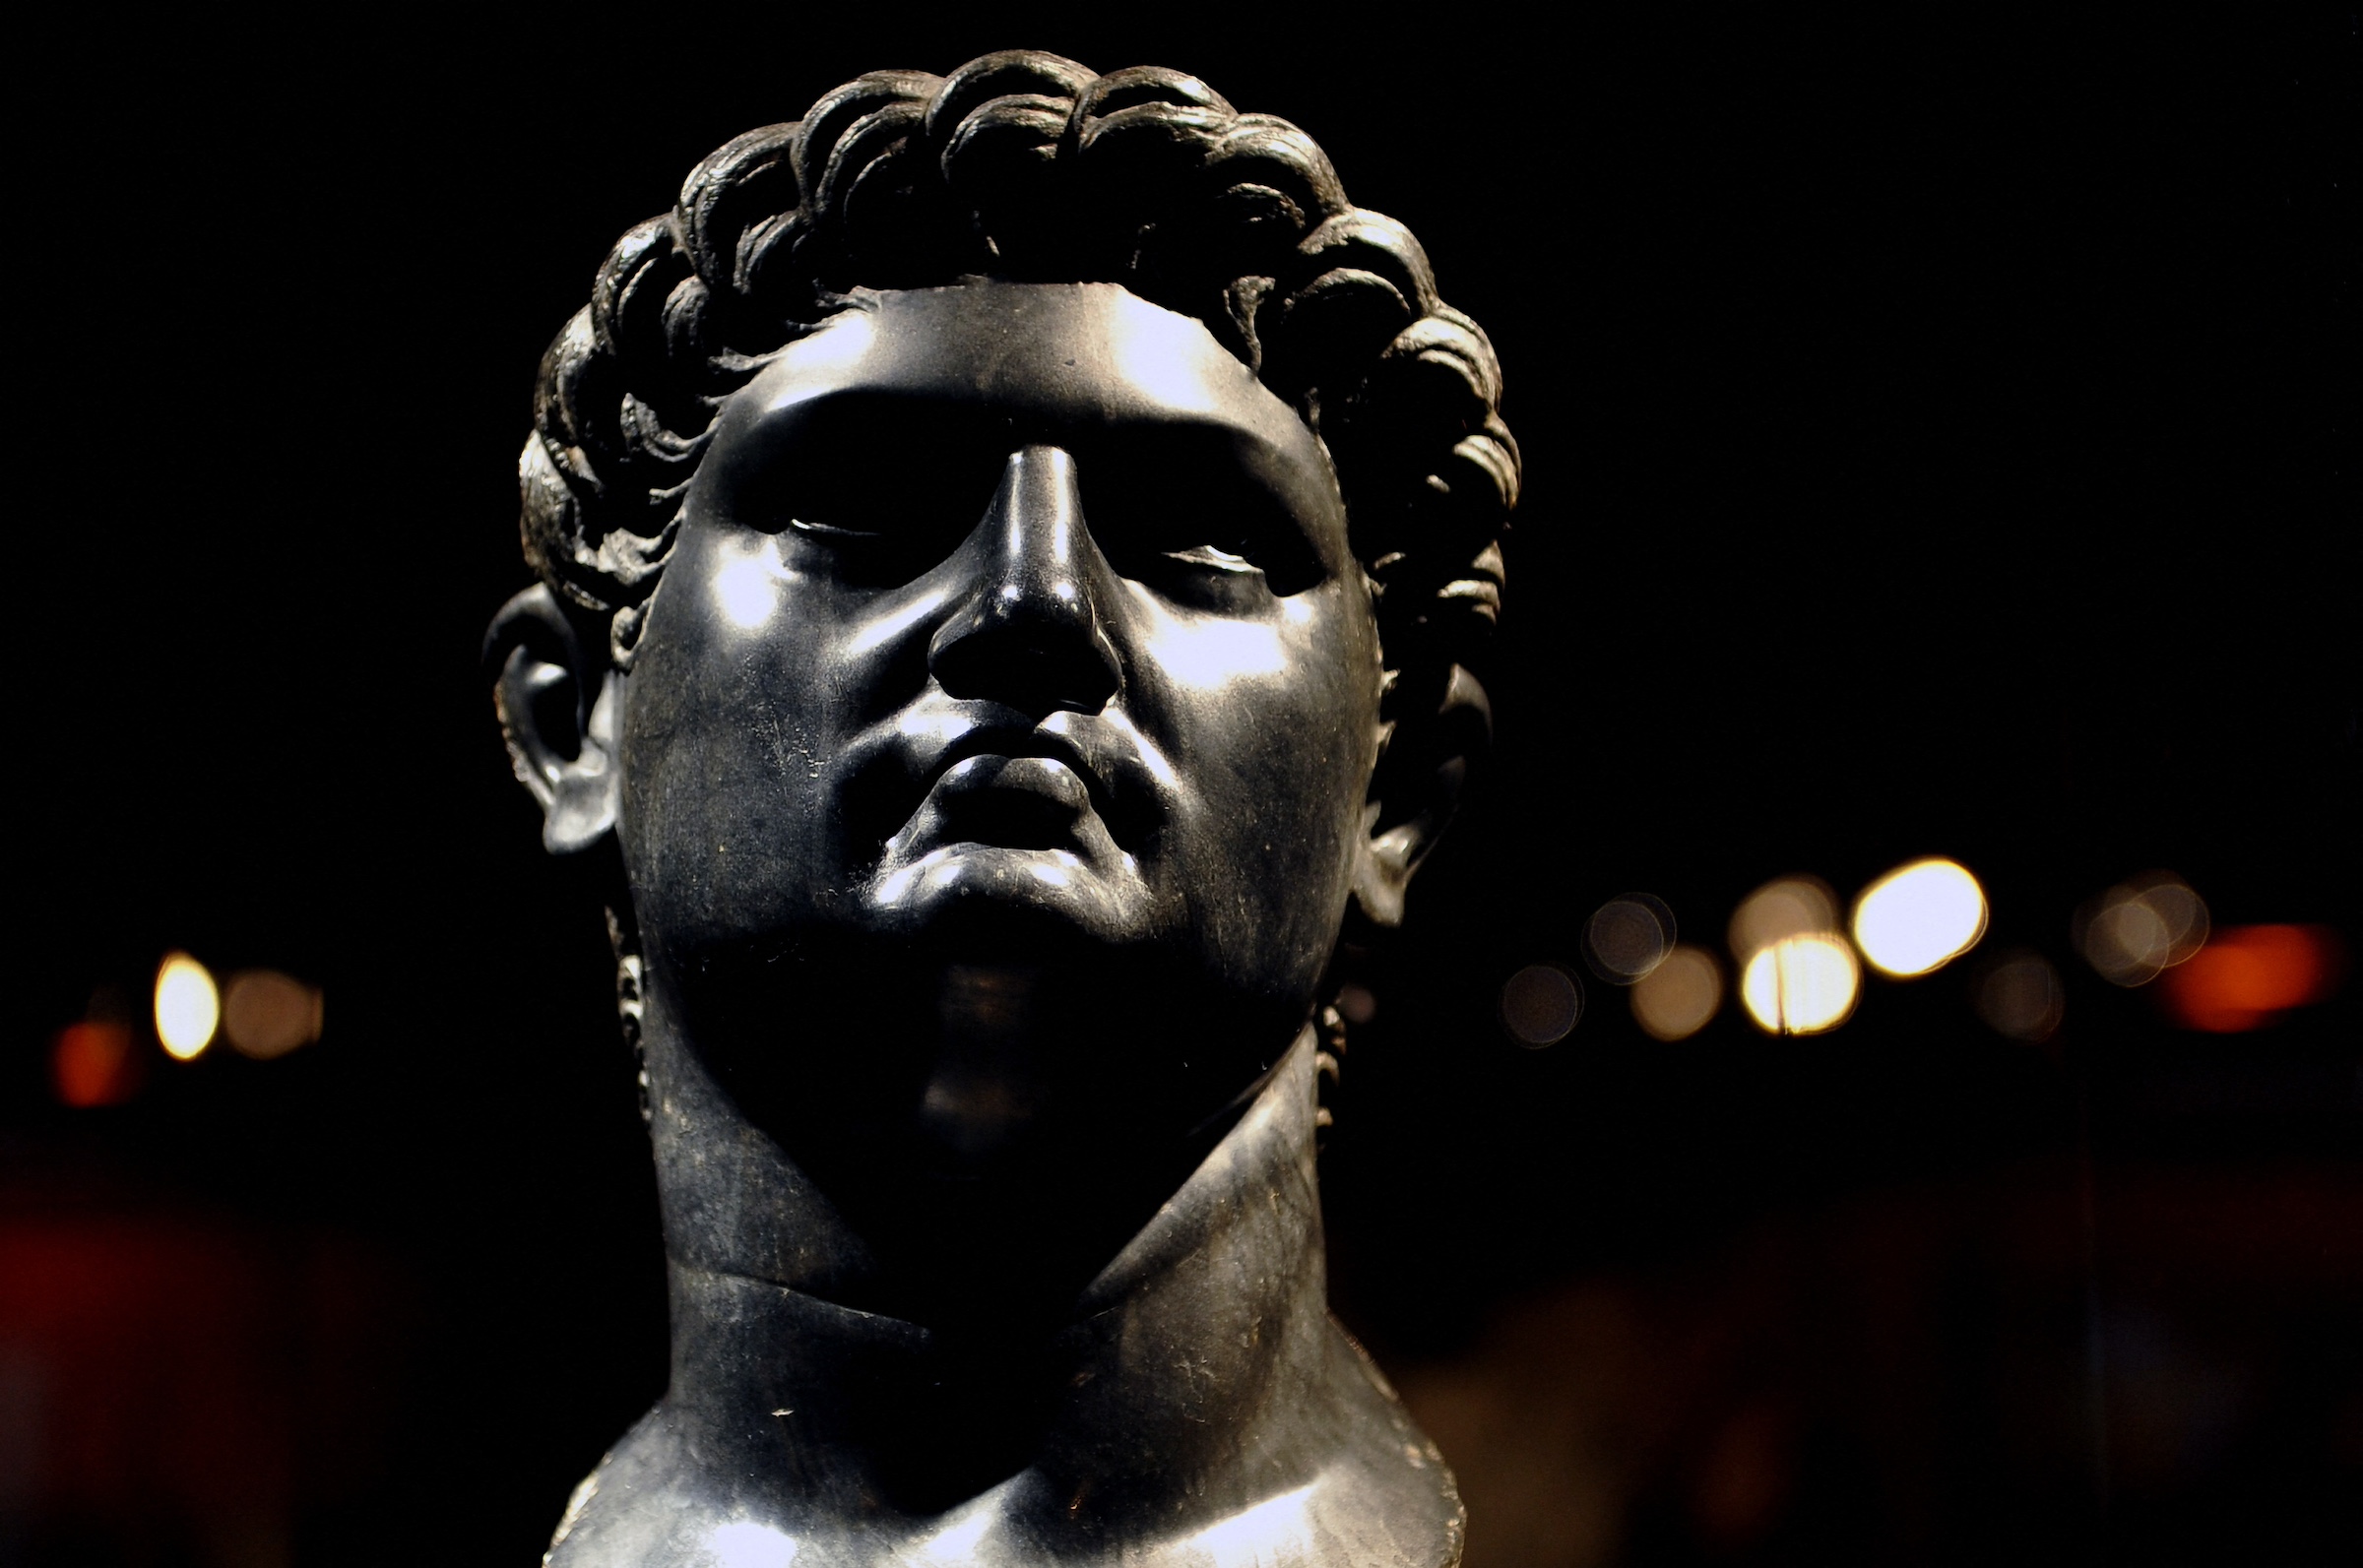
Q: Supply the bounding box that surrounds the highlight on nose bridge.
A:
[996,446,1088,606]
[930,442,1119,716]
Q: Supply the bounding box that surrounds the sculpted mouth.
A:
[921,721,1144,838]
[928,723,1096,791]
[924,754,1093,850]
[847,704,1162,876]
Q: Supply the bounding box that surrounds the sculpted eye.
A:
[1122,537,1277,615]
[1075,432,1326,599]
[726,409,1006,585]
[789,518,887,540]
[785,514,966,589]
[1167,542,1256,571]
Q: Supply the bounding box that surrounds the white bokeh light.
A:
[1740,935,1860,1035]
[155,953,221,1061]
[1852,858,1988,976]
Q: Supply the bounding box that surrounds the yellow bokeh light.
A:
[1740,935,1859,1035]
[1728,876,1840,963]
[1851,857,1988,976]
[1631,945,1724,1040]
[155,953,221,1061]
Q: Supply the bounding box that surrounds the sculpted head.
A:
[488,52,1518,1311]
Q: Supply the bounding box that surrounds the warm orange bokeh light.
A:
[52,1021,142,1108]
[2156,924,2345,1032]
[223,970,325,1060]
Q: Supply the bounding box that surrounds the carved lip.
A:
[926,722,1101,798]
[909,717,1149,846]
[921,754,1094,850]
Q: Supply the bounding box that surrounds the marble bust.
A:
[485,50,1518,1566]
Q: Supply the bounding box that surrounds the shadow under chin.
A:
[666,923,1305,1332]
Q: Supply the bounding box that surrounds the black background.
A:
[8,7,2355,1566]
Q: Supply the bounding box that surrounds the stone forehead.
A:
[736,283,1314,450]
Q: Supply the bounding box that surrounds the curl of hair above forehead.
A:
[520,51,1520,676]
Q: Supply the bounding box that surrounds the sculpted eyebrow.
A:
[740,390,1318,496]
[745,387,1002,456]
[724,390,1009,518]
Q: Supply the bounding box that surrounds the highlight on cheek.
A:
[712,539,791,630]
[1136,600,1290,688]
[849,585,954,658]
[1063,709,1178,791]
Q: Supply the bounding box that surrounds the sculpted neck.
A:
[638,994,1335,1522]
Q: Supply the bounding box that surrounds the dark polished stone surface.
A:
[485,52,1515,1566]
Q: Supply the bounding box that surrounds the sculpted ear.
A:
[1351,662,1493,928]
[485,585,622,855]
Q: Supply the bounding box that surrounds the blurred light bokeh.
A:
[1851,857,1986,976]
[2076,873,2209,987]
[1973,950,2067,1042]
[1739,934,1860,1035]
[1581,895,1677,984]
[49,1021,141,1109]
[2157,924,2345,1033]
[1727,878,1841,969]
[153,956,220,1063]
[1500,965,1583,1047]
[1630,945,1725,1041]
[223,972,325,1061]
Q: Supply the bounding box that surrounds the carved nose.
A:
[929,445,1120,716]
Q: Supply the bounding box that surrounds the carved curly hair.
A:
[519,50,1518,706]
